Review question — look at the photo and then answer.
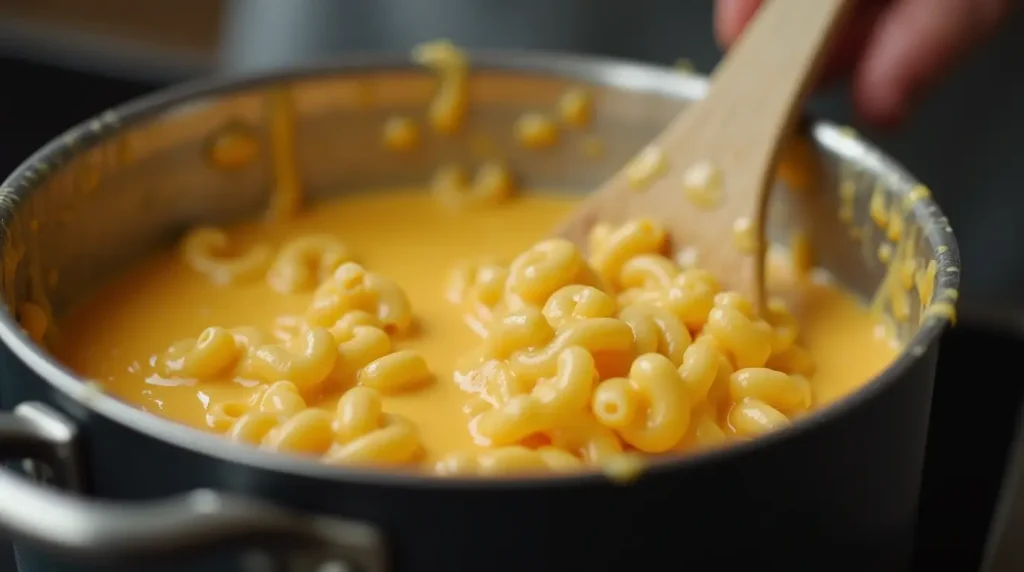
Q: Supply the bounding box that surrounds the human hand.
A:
[714,0,1014,126]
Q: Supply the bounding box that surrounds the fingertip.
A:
[853,35,914,128]
[852,0,1006,126]
[852,80,909,128]
[714,0,763,47]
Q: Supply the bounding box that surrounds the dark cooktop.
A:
[0,56,158,176]
[0,56,1019,572]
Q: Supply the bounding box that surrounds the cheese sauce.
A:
[54,190,897,466]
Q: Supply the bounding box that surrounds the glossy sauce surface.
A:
[55,190,897,465]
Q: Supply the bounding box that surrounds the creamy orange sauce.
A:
[54,190,896,467]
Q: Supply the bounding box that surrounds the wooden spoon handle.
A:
[707,0,855,158]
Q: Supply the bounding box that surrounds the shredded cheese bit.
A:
[207,123,260,171]
[731,216,758,254]
[877,243,894,264]
[558,88,593,128]
[382,116,420,152]
[682,160,724,209]
[514,113,560,149]
[626,146,667,191]
[472,161,515,203]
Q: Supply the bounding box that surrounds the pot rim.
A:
[0,49,960,489]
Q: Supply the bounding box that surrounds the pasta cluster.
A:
[412,39,468,134]
[182,229,360,294]
[166,244,431,466]
[431,161,516,209]
[441,218,815,475]
[209,382,421,466]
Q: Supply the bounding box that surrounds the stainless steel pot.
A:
[0,52,960,572]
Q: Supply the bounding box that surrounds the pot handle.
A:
[0,401,387,572]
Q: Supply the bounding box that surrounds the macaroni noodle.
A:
[472,346,597,446]
[728,398,791,437]
[541,285,617,330]
[625,145,668,190]
[446,258,508,336]
[506,239,604,308]
[431,162,517,209]
[382,116,420,152]
[161,326,266,380]
[214,383,423,465]
[447,217,823,471]
[558,88,593,128]
[358,349,434,394]
[588,219,668,289]
[332,324,392,384]
[181,227,272,285]
[591,353,691,453]
[307,262,413,335]
[237,328,338,391]
[514,113,560,149]
[325,387,422,465]
[436,446,582,476]
[267,234,354,294]
[207,122,260,171]
[682,160,724,209]
[412,39,469,134]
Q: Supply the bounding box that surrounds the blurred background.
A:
[0,1,1022,570]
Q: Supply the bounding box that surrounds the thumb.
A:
[853,0,1012,125]
[714,0,763,47]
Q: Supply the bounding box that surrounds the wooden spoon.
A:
[555,0,854,308]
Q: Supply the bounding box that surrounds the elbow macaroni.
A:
[182,227,273,285]
[267,235,354,294]
[412,39,469,134]
[447,217,818,474]
[514,113,560,149]
[382,116,420,152]
[307,262,414,335]
[212,383,423,465]
[169,230,429,465]
[168,208,819,475]
[431,161,517,209]
[325,387,422,465]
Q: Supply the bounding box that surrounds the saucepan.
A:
[0,52,959,572]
